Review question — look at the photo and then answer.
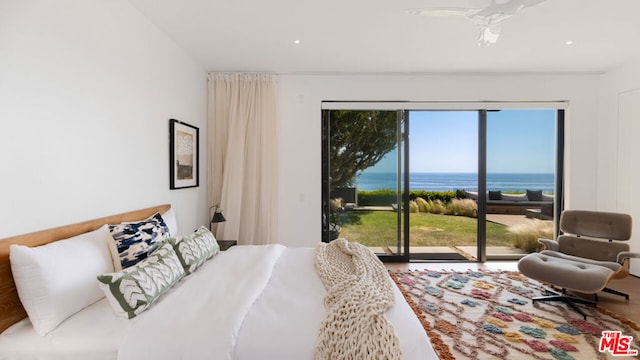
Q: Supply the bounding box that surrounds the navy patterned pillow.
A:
[108,213,170,270]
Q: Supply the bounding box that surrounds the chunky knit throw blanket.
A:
[314,239,401,360]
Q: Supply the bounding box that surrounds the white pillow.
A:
[10,224,114,336]
[161,208,178,237]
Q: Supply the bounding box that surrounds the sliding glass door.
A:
[484,110,563,260]
[407,111,479,260]
[321,102,564,262]
[321,109,408,261]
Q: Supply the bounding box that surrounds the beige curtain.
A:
[207,73,278,245]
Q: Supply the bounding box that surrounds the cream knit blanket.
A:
[315,239,401,360]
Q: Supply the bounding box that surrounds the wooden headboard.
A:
[0,204,171,334]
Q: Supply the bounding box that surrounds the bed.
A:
[0,204,437,359]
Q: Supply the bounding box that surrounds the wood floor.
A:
[386,261,640,324]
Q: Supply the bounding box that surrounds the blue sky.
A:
[365,109,556,173]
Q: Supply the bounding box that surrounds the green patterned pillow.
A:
[167,226,220,275]
[97,242,185,319]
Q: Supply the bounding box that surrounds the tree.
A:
[329,110,399,191]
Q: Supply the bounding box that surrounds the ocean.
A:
[356,172,554,193]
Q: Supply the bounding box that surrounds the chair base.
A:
[532,290,597,320]
[602,287,630,301]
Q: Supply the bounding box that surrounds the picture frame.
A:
[169,119,199,189]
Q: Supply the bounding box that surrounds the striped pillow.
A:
[167,226,219,275]
[97,242,185,319]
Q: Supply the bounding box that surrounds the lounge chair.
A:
[518,210,639,319]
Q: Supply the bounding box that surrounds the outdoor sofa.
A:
[465,190,554,218]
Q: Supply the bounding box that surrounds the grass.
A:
[336,210,513,249]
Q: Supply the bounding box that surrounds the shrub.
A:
[409,190,458,203]
[357,189,467,206]
[355,190,476,218]
[330,198,343,212]
[451,198,477,217]
[426,199,448,214]
[357,189,397,206]
[508,219,554,253]
[409,200,419,213]
[415,197,429,212]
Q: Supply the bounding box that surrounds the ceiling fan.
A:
[406,0,547,47]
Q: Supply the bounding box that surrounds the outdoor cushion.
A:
[526,189,543,201]
[500,193,528,201]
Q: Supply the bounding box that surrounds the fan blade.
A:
[406,7,475,17]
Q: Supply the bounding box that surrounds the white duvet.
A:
[0,245,437,360]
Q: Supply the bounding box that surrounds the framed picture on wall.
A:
[169,119,199,189]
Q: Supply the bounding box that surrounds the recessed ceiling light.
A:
[293,40,301,45]
[565,40,574,45]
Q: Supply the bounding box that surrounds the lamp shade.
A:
[211,211,226,223]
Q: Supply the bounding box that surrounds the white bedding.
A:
[0,245,437,360]
[0,299,127,360]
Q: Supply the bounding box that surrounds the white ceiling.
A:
[129,0,640,74]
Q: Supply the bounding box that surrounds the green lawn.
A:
[335,210,514,248]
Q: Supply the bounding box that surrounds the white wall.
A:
[0,0,207,238]
[0,0,615,252]
[277,73,600,247]
[598,61,640,257]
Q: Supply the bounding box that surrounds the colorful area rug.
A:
[390,270,640,360]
